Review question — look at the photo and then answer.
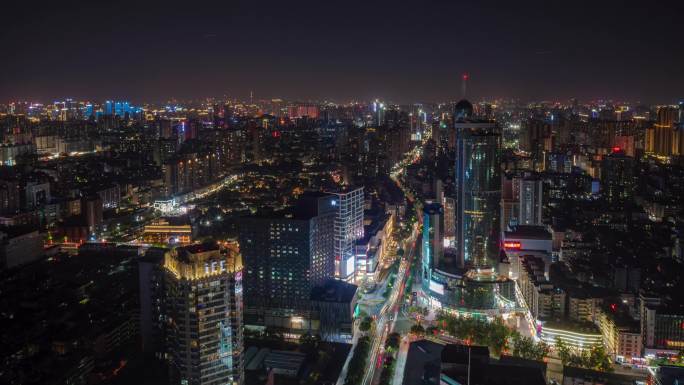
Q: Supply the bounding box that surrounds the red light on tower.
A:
[462,73,469,81]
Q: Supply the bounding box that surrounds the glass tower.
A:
[327,187,364,283]
[454,103,501,268]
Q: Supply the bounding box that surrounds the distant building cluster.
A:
[1,94,684,385]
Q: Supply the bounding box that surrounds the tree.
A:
[359,316,374,333]
[410,323,426,337]
[486,317,512,356]
[587,343,613,372]
[386,332,401,353]
[511,333,550,361]
[555,337,571,365]
[554,338,612,373]
[299,333,321,356]
[345,336,371,385]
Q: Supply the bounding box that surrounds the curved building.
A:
[454,102,501,268]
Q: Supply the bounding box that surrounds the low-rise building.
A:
[0,226,44,269]
[597,304,642,360]
[518,255,566,321]
[142,219,192,245]
[640,295,684,357]
[540,320,603,352]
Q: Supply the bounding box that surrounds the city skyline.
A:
[3,2,684,385]
[2,1,683,104]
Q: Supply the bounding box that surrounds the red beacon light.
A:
[611,146,622,153]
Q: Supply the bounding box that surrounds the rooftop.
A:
[504,225,552,240]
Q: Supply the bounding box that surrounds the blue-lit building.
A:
[84,103,93,118]
[103,100,135,117]
[104,100,113,115]
[453,99,502,268]
[421,202,462,307]
[418,100,514,316]
[422,203,445,294]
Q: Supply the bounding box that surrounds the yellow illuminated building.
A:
[163,241,244,385]
[143,219,192,245]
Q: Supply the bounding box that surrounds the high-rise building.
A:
[647,106,680,157]
[501,172,542,230]
[238,192,336,320]
[163,242,244,385]
[640,295,684,354]
[453,100,501,268]
[442,196,456,248]
[600,148,635,205]
[326,187,364,282]
[517,174,543,226]
[520,118,553,160]
[422,203,444,279]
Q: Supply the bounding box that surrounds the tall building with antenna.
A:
[453,74,502,268]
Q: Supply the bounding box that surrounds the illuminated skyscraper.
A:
[517,174,543,226]
[239,192,336,313]
[453,99,501,268]
[104,100,113,115]
[422,203,444,278]
[163,243,244,385]
[326,187,364,283]
[647,106,680,156]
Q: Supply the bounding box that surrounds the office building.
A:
[640,295,684,355]
[163,242,244,385]
[501,172,543,230]
[453,100,501,268]
[238,192,336,332]
[503,225,553,280]
[422,202,444,277]
[600,148,635,206]
[326,187,364,282]
[517,174,543,226]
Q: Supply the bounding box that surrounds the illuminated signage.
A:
[345,257,355,276]
[503,241,522,250]
[429,280,444,295]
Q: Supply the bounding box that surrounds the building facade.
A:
[238,193,337,334]
[453,104,501,268]
[326,187,364,282]
[163,243,244,385]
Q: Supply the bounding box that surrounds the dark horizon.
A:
[1,0,683,104]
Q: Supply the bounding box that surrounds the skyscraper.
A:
[326,187,364,283]
[601,148,635,206]
[517,174,543,226]
[163,242,244,385]
[647,106,680,157]
[453,100,502,268]
[421,203,444,284]
[238,192,336,325]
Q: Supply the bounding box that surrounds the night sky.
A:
[1,0,682,104]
